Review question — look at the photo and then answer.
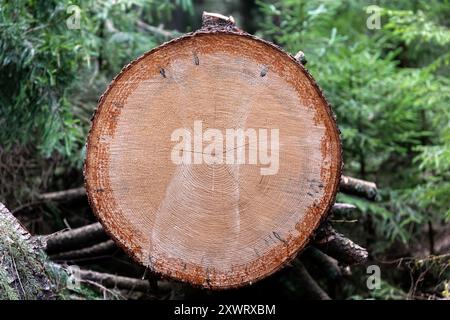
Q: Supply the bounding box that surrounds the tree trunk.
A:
[84,12,342,289]
[0,203,58,299]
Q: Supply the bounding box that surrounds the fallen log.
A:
[1,202,175,299]
[84,12,343,289]
[0,203,59,299]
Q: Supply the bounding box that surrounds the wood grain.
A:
[84,30,342,288]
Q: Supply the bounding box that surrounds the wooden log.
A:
[0,203,56,299]
[314,223,368,265]
[44,222,108,254]
[37,187,86,202]
[84,12,342,289]
[330,203,357,216]
[340,175,378,201]
[76,269,171,293]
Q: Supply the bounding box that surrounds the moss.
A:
[0,203,60,299]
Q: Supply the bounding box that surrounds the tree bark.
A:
[340,175,378,201]
[49,240,117,261]
[38,187,86,202]
[314,223,368,265]
[44,222,108,254]
[0,203,58,299]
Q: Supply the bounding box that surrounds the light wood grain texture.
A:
[84,29,342,288]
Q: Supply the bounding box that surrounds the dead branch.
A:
[340,175,378,201]
[76,269,171,293]
[38,187,86,202]
[314,223,368,265]
[136,20,178,38]
[301,247,342,281]
[293,260,331,300]
[330,203,358,216]
[44,222,108,254]
[49,240,117,261]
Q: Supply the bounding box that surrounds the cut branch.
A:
[38,187,86,202]
[330,203,358,216]
[293,260,331,300]
[76,269,171,293]
[301,247,342,281]
[314,223,368,265]
[340,175,378,201]
[294,50,307,65]
[49,240,117,261]
[44,222,108,254]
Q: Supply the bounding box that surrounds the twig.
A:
[136,20,178,38]
[50,240,117,261]
[37,187,86,202]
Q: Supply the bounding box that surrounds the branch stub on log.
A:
[84,13,342,289]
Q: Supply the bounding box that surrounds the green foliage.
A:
[0,0,191,160]
[258,0,450,298]
[257,0,450,241]
[0,0,448,300]
[349,279,408,300]
[0,0,192,205]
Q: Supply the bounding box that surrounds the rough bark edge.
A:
[0,203,56,299]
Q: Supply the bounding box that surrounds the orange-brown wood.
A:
[84,24,342,288]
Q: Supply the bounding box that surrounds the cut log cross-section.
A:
[84,12,342,289]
